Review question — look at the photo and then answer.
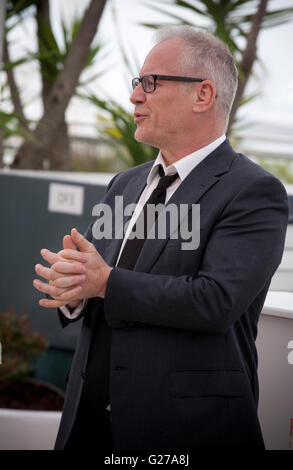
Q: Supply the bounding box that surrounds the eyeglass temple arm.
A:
[155,75,204,83]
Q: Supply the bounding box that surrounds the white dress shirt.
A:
[61,134,226,319]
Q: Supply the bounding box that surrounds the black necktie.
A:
[117,165,179,270]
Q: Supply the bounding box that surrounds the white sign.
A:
[48,183,84,215]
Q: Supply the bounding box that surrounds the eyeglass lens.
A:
[132,75,155,92]
[142,76,154,92]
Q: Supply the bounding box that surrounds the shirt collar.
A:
[147,134,226,185]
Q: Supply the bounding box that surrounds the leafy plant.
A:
[0,110,33,141]
[0,310,48,383]
[3,0,107,170]
[141,0,293,54]
[36,14,104,88]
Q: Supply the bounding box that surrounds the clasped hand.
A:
[33,228,112,309]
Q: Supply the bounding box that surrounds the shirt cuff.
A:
[59,300,86,320]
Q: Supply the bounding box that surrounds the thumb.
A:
[63,235,77,250]
[71,228,94,253]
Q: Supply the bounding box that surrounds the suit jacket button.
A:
[81,370,86,379]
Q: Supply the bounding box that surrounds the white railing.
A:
[258,291,293,450]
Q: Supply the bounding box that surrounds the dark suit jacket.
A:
[55,139,288,450]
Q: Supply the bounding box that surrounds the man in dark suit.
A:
[33,26,288,450]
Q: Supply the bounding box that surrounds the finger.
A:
[71,228,93,253]
[63,235,77,251]
[35,263,58,281]
[51,274,86,289]
[33,278,66,297]
[58,249,87,263]
[40,249,60,266]
[33,278,82,300]
[52,261,86,275]
[54,284,83,302]
[39,298,70,309]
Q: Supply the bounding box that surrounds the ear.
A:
[192,80,217,113]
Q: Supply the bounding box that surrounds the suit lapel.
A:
[104,164,151,266]
[134,139,237,273]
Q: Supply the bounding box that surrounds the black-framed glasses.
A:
[132,74,205,93]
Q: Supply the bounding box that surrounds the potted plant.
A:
[0,310,64,449]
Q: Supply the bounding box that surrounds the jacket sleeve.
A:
[103,175,289,334]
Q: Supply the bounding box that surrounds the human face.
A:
[130,38,196,152]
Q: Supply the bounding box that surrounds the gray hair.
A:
[154,26,238,123]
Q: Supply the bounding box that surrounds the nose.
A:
[130,82,146,105]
